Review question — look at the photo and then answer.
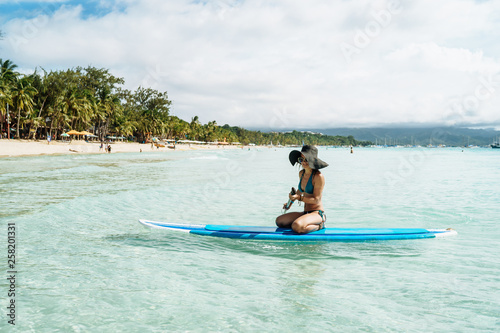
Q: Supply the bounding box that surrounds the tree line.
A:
[0,59,371,146]
[221,126,372,146]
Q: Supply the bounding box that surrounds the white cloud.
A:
[2,0,500,129]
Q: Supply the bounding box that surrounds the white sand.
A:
[0,139,243,158]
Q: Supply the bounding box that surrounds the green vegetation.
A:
[1,59,370,146]
[221,126,371,146]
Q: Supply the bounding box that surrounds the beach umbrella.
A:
[61,133,70,137]
[80,131,93,136]
[67,130,82,135]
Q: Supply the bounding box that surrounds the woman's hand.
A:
[289,192,301,201]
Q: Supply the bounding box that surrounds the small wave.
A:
[189,155,226,160]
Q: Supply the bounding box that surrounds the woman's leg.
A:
[291,212,324,234]
[276,212,304,228]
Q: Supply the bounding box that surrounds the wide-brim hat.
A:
[289,145,329,169]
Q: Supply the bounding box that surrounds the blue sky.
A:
[1,0,500,129]
[0,1,124,22]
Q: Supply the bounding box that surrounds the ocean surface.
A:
[1,147,499,332]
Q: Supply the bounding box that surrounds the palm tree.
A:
[167,116,189,140]
[0,59,18,83]
[95,91,121,140]
[0,82,12,136]
[189,116,201,140]
[115,119,137,137]
[1,59,19,137]
[177,120,190,140]
[31,69,54,138]
[204,120,218,142]
[11,76,37,138]
[24,108,43,139]
[48,104,70,138]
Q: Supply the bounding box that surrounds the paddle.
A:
[283,187,296,212]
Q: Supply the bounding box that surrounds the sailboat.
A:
[492,137,500,149]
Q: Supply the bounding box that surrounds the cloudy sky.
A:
[1,0,500,129]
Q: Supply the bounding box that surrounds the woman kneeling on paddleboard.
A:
[276,145,328,234]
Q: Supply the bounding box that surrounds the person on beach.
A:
[276,145,328,234]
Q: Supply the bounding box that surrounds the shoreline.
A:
[0,139,245,158]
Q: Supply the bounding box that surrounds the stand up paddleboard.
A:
[138,220,457,242]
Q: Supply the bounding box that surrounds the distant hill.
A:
[313,127,500,146]
[250,127,500,147]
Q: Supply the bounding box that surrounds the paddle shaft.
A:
[284,187,296,211]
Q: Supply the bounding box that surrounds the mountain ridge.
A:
[250,127,500,146]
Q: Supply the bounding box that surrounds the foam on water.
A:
[1,147,499,331]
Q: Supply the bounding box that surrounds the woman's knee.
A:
[275,216,287,227]
[291,220,307,234]
[276,213,301,228]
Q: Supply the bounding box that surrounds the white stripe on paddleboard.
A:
[139,220,203,232]
[428,229,458,238]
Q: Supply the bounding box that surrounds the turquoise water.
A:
[1,147,499,332]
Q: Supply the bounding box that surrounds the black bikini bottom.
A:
[303,210,326,228]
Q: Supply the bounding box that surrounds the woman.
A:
[276,145,328,234]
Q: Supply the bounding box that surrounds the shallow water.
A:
[1,147,499,332]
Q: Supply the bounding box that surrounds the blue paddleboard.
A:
[138,220,457,242]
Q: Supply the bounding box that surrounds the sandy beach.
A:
[0,139,243,158]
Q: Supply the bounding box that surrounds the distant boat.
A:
[491,142,500,149]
